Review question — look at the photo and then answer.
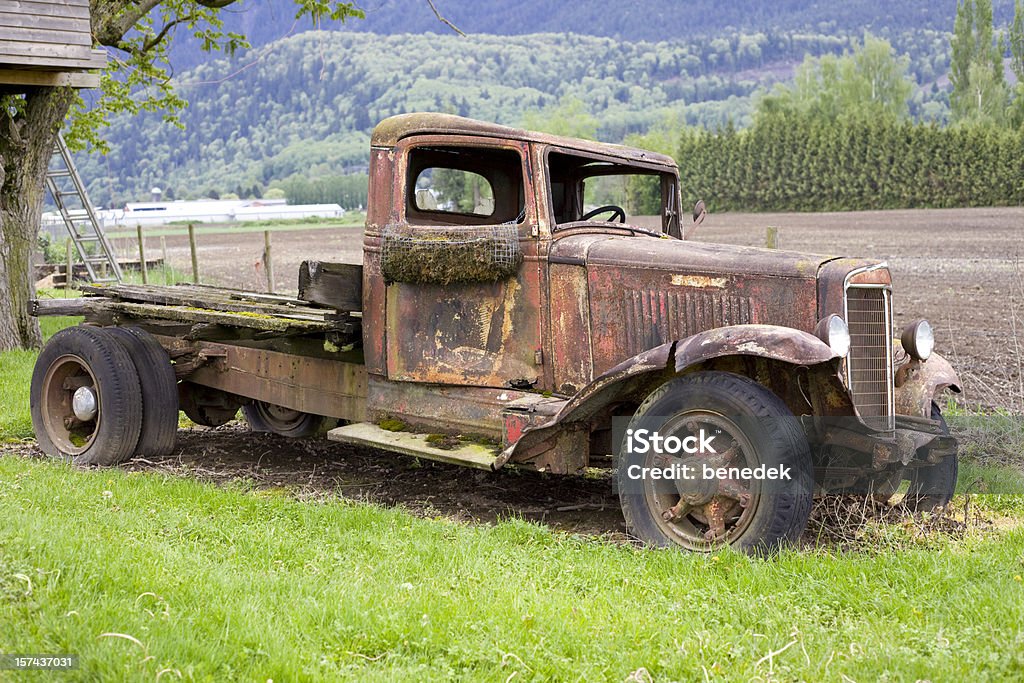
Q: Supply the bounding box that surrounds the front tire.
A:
[617,371,813,555]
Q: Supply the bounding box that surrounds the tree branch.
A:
[140,13,199,54]
[92,0,162,46]
[426,0,465,37]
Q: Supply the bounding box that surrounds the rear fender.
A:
[497,325,840,467]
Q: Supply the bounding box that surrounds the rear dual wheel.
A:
[31,326,178,465]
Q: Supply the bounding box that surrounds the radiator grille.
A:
[623,288,752,355]
[846,286,894,431]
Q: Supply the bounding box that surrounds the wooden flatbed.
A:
[31,280,360,337]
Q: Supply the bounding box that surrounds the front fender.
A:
[673,324,839,372]
[496,325,838,467]
[894,346,962,418]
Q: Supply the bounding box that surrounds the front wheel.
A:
[617,371,813,555]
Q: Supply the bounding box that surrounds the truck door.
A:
[382,138,543,389]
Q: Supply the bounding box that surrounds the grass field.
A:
[2,453,1024,681]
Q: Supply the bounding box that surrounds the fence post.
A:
[136,224,148,284]
[766,227,779,249]
[188,223,199,284]
[263,230,274,293]
[65,238,73,294]
[160,236,169,284]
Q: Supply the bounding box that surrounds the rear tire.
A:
[30,326,143,465]
[617,371,813,555]
[106,326,178,457]
[243,401,331,438]
[179,382,241,427]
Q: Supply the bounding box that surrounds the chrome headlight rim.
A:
[815,314,851,357]
[901,319,934,361]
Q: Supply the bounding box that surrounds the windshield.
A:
[547,150,680,236]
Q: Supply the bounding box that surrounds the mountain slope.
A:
[82,8,966,206]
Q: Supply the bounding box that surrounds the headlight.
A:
[815,314,850,357]
[901,319,934,361]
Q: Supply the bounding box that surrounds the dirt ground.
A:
[144,206,1024,411]
[704,207,1024,412]
[2,426,986,550]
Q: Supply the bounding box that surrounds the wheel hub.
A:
[72,386,98,422]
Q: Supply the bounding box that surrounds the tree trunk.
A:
[0,86,75,350]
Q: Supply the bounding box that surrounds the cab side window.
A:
[406,146,525,226]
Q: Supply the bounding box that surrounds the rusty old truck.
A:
[29,113,961,553]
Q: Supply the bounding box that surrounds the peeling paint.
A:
[671,274,727,288]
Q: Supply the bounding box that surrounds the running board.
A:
[327,422,499,470]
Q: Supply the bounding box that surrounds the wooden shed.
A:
[0,0,106,88]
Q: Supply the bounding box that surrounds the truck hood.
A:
[549,233,835,279]
[549,232,846,377]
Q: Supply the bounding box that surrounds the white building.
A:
[42,199,346,232]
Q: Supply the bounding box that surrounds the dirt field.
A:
[144,206,1024,412]
[704,207,1024,412]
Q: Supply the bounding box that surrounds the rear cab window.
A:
[405,145,526,226]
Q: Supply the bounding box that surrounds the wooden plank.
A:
[81,283,336,319]
[95,300,336,333]
[29,298,89,317]
[0,26,91,46]
[6,1,91,20]
[0,41,96,62]
[183,283,311,306]
[0,10,88,32]
[0,67,98,88]
[298,261,363,312]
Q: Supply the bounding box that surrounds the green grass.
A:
[119,264,190,287]
[1,453,1023,682]
[0,314,81,443]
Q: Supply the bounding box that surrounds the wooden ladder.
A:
[45,133,122,284]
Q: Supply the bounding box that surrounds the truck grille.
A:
[845,286,894,431]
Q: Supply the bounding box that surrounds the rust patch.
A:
[670,274,726,288]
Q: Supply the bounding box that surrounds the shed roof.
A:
[0,0,106,88]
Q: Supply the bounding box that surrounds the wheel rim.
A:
[642,411,761,551]
[40,354,101,456]
[253,402,308,432]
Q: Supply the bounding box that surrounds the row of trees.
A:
[950,0,1024,127]
[676,116,1024,212]
[631,10,1024,215]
